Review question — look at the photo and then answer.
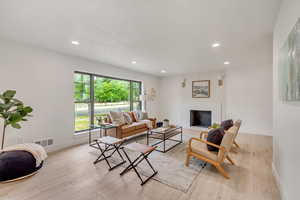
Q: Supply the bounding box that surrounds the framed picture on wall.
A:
[192,80,210,98]
[279,18,300,102]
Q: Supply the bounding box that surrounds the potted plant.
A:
[0,90,33,150]
[209,123,221,129]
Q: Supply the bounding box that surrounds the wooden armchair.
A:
[186,126,238,179]
[200,120,242,149]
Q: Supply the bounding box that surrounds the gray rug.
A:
[90,133,205,193]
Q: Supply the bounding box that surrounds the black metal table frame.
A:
[147,126,183,153]
[120,147,158,185]
[93,139,126,171]
[89,125,117,149]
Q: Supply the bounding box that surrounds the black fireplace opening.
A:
[190,110,212,127]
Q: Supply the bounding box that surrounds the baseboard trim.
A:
[272,162,286,200]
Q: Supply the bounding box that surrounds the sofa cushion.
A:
[207,128,225,152]
[109,111,125,125]
[121,124,136,133]
[132,122,147,130]
[221,119,233,131]
[190,140,218,161]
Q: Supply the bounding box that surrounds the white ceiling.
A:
[0,0,281,76]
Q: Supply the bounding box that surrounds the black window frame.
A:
[74,71,142,133]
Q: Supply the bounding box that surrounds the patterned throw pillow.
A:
[207,128,225,152]
[123,112,133,124]
[109,111,125,125]
[131,111,139,122]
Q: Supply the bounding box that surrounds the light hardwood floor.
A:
[0,130,280,200]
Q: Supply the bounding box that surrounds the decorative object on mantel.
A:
[181,78,187,88]
[192,80,210,98]
[162,119,170,128]
[217,74,225,88]
[0,90,33,150]
[279,18,300,102]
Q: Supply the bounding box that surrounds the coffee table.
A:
[147,126,183,153]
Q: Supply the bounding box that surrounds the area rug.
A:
[89,133,205,193]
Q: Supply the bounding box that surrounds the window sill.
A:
[74,129,98,137]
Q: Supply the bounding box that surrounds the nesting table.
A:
[89,124,118,149]
[147,126,183,153]
[93,136,126,171]
[120,142,158,185]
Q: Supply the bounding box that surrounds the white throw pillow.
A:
[109,111,125,125]
[140,112,149,120]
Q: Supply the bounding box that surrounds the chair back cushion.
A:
[220,119,233,130]
[233,119,242,139]
[217,126,238,161]
[206,128,225,152]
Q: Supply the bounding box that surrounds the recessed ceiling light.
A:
[161,70,166,73]
[131,61,137,64]
[212,43,220,48]
[71,41,80,45]
[224,61,230,65]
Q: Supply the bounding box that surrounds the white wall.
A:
[159,65,273,135]
[225,65,273,135]
[159,71,226,128]
[0,39,160,152]
[273,0,300,199]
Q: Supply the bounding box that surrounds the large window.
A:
[74,72,142,132]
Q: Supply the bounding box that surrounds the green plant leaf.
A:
[3,90,16,99]
[8,112,22,124]
[24,106,33,113]
[12,98,23,104]
[11,123,21,129]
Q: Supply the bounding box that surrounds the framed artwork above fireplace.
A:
[192,80,210,98]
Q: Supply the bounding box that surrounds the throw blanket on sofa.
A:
[1,143,47,167]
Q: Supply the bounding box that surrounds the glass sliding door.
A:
[74,71,142,133]
[74,73,91,132]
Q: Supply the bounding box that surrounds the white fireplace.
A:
[180,102,222,129]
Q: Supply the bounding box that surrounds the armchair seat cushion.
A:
[190,140,218,161]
